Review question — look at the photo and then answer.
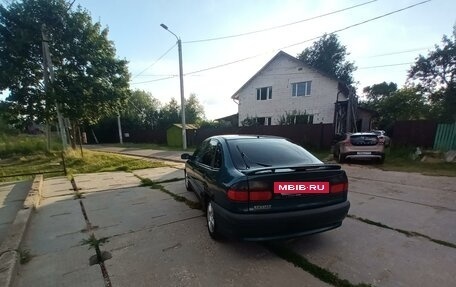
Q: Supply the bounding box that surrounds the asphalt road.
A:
[10,150,456,287]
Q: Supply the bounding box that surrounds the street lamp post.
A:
[160,23,187,150]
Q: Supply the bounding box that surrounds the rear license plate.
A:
[357,152,372,155]
[274,182,330,194]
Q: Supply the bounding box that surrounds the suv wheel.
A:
[337,149,345,163]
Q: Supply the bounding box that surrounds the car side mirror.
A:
[181,153,192,160]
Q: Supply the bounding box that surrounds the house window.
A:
[295,114,314,124]
[257,87,272,100]
[292,81,312,97]
[257,117,272,126]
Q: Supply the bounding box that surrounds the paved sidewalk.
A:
[0,181,32,245]
[14,167,329,287]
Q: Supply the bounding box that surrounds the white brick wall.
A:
[237,54,340,126]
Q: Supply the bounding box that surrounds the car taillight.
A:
[330,182,348,193]
[343,140,352,146]
[227,189,273,201]
[227,189,249,201]
[249,190,272,201]
[227,181,272,202]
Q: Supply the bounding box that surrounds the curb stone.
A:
[0,175,43,287]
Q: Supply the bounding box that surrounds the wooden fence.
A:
[192,123,335,149]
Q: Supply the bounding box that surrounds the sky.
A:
[2,0,456,120]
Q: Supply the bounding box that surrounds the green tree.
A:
[408,27,456,121]
[361,87,429,131]
[297,34,356,84]
[122,90,161,129]
[0,0,130,129]
[157,98,180,129]
[185,93,205,124]
[363,82,398,103]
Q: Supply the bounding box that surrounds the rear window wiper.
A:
[236,145,271,169]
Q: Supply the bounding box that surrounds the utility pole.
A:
[177,38,187,150]
[117,112,123,144]
[41,24,68,149]
[160,24,187,150]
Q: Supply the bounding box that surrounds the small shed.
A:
[167,124,198,147]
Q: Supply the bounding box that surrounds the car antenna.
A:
[236,145,250,169]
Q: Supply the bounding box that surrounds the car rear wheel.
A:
[206,201,220,240]
[337,149,345,163]
[378,155,385,164]
[184,170,192,191]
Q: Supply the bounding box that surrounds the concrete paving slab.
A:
[348,175,456,211]
[13,245,105,287]
[0,181,32,244]
[286,218,456,287]
[343,165,456,192]
[21,195,86,256]
[81,186,203,240]
[161,180,199,203]
[104,216,331,287]
[74,171,141,193]
[132,166,184,182]
[346,169,456,244]
[349,191,456,244]
[41,177,74,198]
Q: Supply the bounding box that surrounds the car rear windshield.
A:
[350,134,378,146]
[227,138,322,170]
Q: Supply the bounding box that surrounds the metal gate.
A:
[433,122,456,151]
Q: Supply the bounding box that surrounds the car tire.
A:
[337,149,345,163]
[378,155,385,164]
[206,200,220,240]
[184,169,192,191]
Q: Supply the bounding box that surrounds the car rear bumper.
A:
[344,151,384,160]
[212,201,350,241]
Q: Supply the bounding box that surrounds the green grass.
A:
[0,133,62,158]
[64,149,167,175]
[0,149,168,182]
[109,142,195,152]
[379,147,456,177]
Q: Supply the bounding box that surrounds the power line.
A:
[131,75,177,85]
[281,0,431,50]
[362,46,432,58]
[184,0,378,43]
[358,62,413,69]
[185,1,431,76]
[131,0,431,85]
[130,61,417,85]
[130,43,177,80]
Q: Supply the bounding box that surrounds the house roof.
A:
[215,113,238,122]
[171,123,199,129]
[231,50,349,100]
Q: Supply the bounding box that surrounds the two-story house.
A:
[231,51,361,133]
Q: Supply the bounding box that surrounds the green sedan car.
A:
[181,135,350,241]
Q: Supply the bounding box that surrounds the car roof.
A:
[348,132,377,136]
[210,134,285,141]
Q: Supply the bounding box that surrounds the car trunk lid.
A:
[241,165,348,213]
